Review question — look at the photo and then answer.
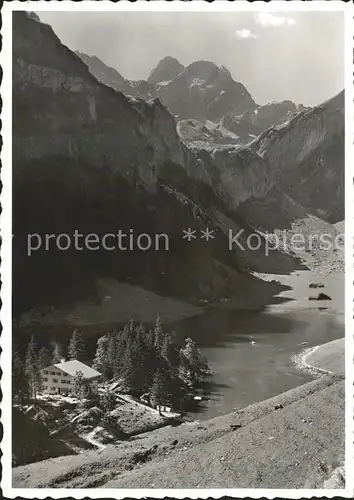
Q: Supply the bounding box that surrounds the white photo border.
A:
[1,1,353,498]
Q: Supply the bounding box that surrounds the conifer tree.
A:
[13,341,29,403]
[179,337,210,388]
[161,332,174,367]
[122,334,142,395]
[145,328,155,349]
[167,373,185,411]
[25,335,42,399]
[72,370,87,400]
[154,315,163,352]
[92,335,110,379]
[107,334,117,378]
[38,346,52,369]
[52,341,66,363]
[100,390,116,413]
[112,330,126,378]
[68,328,87,362]
[127,318,136,337]
[150,368,167,414]
[135,322,156,392]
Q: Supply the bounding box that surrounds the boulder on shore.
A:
[309,283,325,289]
[309,293,332,301]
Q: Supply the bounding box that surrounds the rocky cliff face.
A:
[177,119,241,148]
[157,61,256,121]
[221,101,308,141]
[204,91,344,229]
[249,92,344,222]
[14,14,205,185]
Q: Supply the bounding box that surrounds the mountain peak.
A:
[182,60,220,80]
[26,11,40,22]
[147,56,184,84]
[75,51,126,89]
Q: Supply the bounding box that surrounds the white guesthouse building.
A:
[40,360,102,396]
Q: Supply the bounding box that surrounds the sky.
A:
[37,11,344,106]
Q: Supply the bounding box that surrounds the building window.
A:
[61,380,69,384]
[50,371,55,375]
[53,378,58,383]
[43,370,48,375]
[43,377,48,382]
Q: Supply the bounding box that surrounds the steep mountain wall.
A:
[249,92,344,222]
[157,61,256,121]
[221,101,308,139]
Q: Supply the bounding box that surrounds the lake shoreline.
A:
[185,266,344,420]
[292,345,332,377]
[265,268,344,379]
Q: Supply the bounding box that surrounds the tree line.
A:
[13,316,211,410]
[92,316,211,410]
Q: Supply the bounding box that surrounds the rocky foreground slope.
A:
[12,374,344,489]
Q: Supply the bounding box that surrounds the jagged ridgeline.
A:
[13,12,344,317]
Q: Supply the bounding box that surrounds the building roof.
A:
[53,360,102,380]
